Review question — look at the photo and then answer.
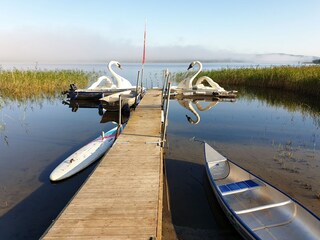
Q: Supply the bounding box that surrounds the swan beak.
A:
[187,63,193,70]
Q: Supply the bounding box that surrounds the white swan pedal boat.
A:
[204,142,320,240]
[65,60,138,100]
[50,125,123,181]
[171,60,237,98]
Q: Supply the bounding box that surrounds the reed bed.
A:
[175,65,320,97]
[198,65,320,97]
[0,69,92,100]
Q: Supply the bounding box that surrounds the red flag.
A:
[142,21,147,65]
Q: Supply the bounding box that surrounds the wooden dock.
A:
[43,89,164,239]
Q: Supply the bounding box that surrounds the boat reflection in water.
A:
[173,95,235,125]
[100,108,130,125]
[62,99,130,125]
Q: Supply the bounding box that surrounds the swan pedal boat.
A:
[99,90,144,111]
[171,60,237,98]
[65,60,140,100]
[50,125,124,181]
[204,142,320,240]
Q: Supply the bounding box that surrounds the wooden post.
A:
[116,95,122,138]
[135,71,140,106]
[162,81,171,147]
[118,95,122,124]
[162,69,169,109]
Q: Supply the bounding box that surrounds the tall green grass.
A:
[0,69,92,100]
[175,65,320,97]
[199,65,320,97]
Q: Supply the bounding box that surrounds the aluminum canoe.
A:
[204,142,320,240]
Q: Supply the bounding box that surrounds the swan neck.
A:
[189,61,202,88]
[108,61,121,87]
[187,102,200,124]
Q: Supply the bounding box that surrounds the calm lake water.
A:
[0,63,319,239]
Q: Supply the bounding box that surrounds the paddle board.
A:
[50,125,123,181]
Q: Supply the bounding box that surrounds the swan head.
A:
[185,114,199,125]
[187,62,196,70]
[187,61,202,70]
[117,62,122,70]
[108,60,122,70]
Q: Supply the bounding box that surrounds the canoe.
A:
[204,142,320,240]
[99,90,142,111]
[50,125,124,181]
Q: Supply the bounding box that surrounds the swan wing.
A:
[195,76,225,92]
[88,76,116,89]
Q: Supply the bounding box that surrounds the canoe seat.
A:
[235,199,293,215]
[219,179,263,196]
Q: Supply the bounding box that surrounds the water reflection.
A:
[0,95,120,239]
[62,99,100,112]
[100,109,130,125]
[166,86,320,239]
[1,64,320,239]
[238,86,320,128]
[62,99,131,125]
[173,95,235,125]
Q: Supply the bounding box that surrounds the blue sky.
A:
[0,0,319,62]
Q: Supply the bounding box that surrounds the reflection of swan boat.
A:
[177,99,202,125]
[66,61,141,100]
[176,96,231,125]
[63,99,100,111]
[50,125,124,181]
[100,110,130,125]
[172,61,237,98]
[204,142,320,239]
[99,89,144,112]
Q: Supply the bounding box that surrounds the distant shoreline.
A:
[1,53,319,65]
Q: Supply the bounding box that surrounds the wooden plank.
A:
[45,226,156,236]
[42,90,163,240]
[50,217,157,228]
[60,207,156,216]
[45,236,152,240]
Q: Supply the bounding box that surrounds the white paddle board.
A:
[50,125,123,181]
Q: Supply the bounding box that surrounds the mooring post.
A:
[116,94,122,138]
[162,81,171,147]
[135,71,140,106]
[118,95,122,124]
[161,69,169,109]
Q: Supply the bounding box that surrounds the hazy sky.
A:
[1,0,319,62]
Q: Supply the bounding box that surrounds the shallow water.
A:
[164,94,320,239]
[0,63,319,239]
[0,98,116,239]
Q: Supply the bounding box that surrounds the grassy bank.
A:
[176,65,320,97]
[200,65,320,97]
[0,69,92,100]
